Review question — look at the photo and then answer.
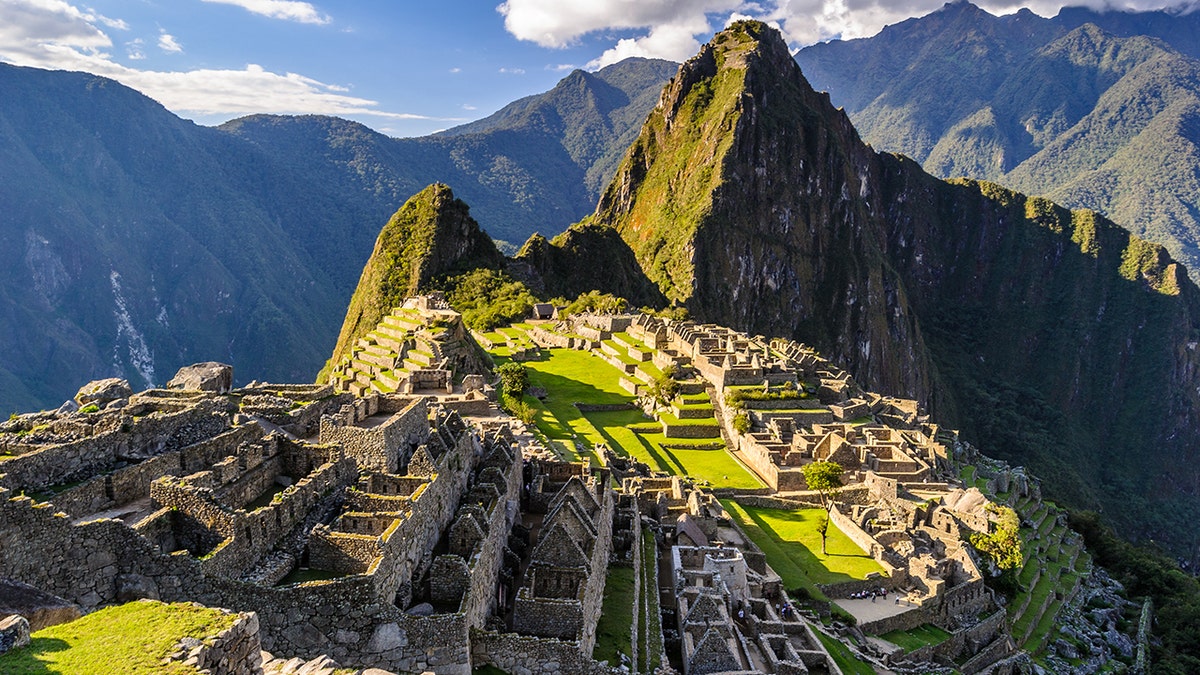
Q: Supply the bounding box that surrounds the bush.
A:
[496,362,528,398]
[78,403,100,414]
[732,411,751,434]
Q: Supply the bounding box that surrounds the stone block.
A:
[0,579,81,632]
[0,615,30,655]
[168,362,234,393]
[74,378,133,406]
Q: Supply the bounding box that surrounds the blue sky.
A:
[0,0,1190,137]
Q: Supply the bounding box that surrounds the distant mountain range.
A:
[0,58,674,412]
[796,1,1200,279]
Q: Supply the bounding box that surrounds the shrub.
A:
[732,411,751,434]
[79,403,100,414]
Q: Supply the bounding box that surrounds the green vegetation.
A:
[1070,510,1200,674]
[637,528,663,672]
[595,23,759,302]
[320,183,504,380]
[801,460,844,555]
[557,290,629,317]
[594,566,636,666]
[722,501,884,595]
[724,384,806,409]
[880,624,952,652]
[731,411,750,434]
[969,504,1023,571]
[443,268,539,331]
[77,403,99,414]
[814,628,876,675]
[0,601,237,674]
[495,362,528,398]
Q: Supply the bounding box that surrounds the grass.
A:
[488,344,761,488]
[722,501,885,587]
[814,628,876,675]
[588,410,760,489]
[0,601,237,674]
[594,566,636,666]
[638,528,662,672]
[880,623,952,652]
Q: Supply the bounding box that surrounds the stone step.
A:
[370,332,403,352]
[374,323,411,342]
[406,350,434,367]
[375,370,402,391]
[356,350,397,370]
[382,314,422,331]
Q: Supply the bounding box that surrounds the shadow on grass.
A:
[0,637,71,674]
[742,508,860,586]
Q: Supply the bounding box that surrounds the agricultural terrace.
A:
[485,324,761,489]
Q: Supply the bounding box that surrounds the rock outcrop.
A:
[167,363,234,393]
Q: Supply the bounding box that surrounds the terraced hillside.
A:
[328,302,485,396]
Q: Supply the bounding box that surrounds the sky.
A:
[0,0,1196,137]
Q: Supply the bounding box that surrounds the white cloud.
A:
[126,38,144,60]
[449,66,461,73]
[499,0,1196,67]
[200,0,331,25]
[157,30,182,53]
[498,66,526,74]
[0,0,441,121]
[548,63,577,71]
[462,103,477,110]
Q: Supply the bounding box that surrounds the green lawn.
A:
[588,410,760,489]
[880,623,952,652]
[722,501,885,588]
[594,566,636,666]
[489,344,762,488]
[0,601,237,674]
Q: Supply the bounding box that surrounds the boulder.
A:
[0,615,30,655]
[55,399,79,416]
[0,579,80,632]
[74,378,133,407]
[115,573,160,603]
[167,362,233,393]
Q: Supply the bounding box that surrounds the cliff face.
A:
[595,21,1200,549]
[321,184,503,379]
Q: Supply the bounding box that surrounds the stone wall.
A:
[167,605,263,675]
[318,397,429,473]
[471,629,620,675]
[0,399,231,491]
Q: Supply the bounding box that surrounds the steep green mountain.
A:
[795,2,1200,280]
[0,58,673,412]
[321,184,503,378]
[594,20,1200,552]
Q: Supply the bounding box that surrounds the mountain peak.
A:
[319,183,502,381]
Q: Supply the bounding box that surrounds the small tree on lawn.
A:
[802,460,844,554]
[496,362,528,400]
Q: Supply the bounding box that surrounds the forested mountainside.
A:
[0,59,673,412]
[795,1,1200,280]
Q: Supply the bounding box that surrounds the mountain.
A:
[321,183,504,377]
[0,63,344,414]
[223,57,677,250]
[795,2,1200,281]
[590,20,1200,552]
[0,58,674,413]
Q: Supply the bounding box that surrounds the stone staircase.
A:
[330,307,450,396]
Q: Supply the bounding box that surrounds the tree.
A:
[802,460,844,554]
[969,505,1023,572]
[496,362,528,399]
